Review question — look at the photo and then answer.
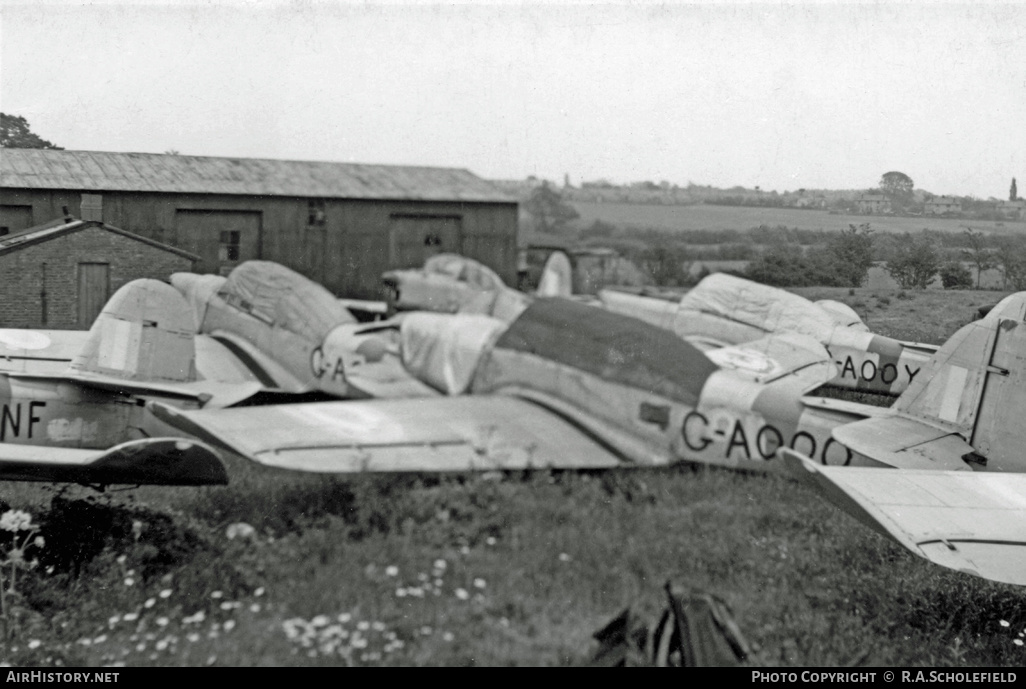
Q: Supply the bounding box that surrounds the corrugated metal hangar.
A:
[0,149,519,299]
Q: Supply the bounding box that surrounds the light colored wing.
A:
[706,332,836,391]
[782,450,1026,587]
[149,396,637,473]
[0,438,227,486]
[0,329,89,374]
[832,415,975,471]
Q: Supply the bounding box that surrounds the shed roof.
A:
[0,149,516,203]
[0,217,200,261]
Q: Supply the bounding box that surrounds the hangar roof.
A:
[0,149,516,204]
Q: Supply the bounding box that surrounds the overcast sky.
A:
[2,1,1024,198]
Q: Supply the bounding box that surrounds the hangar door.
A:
[175,210,262,275]
[389,215,462,269]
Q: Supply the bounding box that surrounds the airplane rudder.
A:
[70,279,198,383]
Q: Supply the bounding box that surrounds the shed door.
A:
[77,263,110,327]
[389,216,462,269]
[174,210,262,275]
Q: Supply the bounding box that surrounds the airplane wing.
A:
[0,438,228,487]
[148,395,652,473]
[0,329,89,374]
[704,332,836,391]
[781,449,1026,587]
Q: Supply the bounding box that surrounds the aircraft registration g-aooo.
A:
[149,289,906,475]
[783,291,1026,587]
[0,279,271,487]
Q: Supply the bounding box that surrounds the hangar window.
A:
[308,199,326,226]
[219,230,241,262]
[81,194,103,221]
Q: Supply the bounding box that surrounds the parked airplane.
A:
[0,279,251,487]
[149,289,904,474]
[783,291,1026,586]
[171,262,437,400]
[597,273,938,396]
[381,252,572,319]
[380,254,935,396]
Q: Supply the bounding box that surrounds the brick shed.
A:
[0,217,198,328]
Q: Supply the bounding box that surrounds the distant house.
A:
[997,200,1026,220]
[925,196,962,215]
[794,195,826,209]
[855,193,890,214]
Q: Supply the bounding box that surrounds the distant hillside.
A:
[569,201,1025,235]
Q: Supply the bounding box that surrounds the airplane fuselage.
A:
[0,374,201,450]
[408,299,880,472]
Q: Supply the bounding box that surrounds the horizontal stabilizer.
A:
[782,450,1026,587]
[0,438,227,486]
[831,415,974,471]
[149,396,633,473]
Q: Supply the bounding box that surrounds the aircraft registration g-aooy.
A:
[0,279,254,487]
[171,262,437,400]
[598,273,938,396]
[149,294,908,475]
[783,291,1026,587]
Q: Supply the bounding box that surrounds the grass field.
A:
[571,201,1026,236]
[0,287,1023,667]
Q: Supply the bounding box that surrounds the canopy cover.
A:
[220,261,354,343]
[679,274,856,341]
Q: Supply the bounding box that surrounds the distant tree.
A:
[640,243,691,287]
[879,171,914,212]
[826,223,874,287]
[939,261,973,289]
[523,181,579,234]
[886,232,940,289]
[996,236,1026,290]
[1012,177,1019,201]
[0,113,63,149]
[961,228,995,289]
[745,243,841,287]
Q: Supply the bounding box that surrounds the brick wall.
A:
[0,226,193,328]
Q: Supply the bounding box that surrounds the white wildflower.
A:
[159,589,172,599]
[455,588,470,600]
[226,522,256,540]
[0,510,33,532]
[385,565,399,577]
[473,578,486,589]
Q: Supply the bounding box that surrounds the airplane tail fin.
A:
[69,279,198,383]
[536,250,573,298]
[894,293,1026,471]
